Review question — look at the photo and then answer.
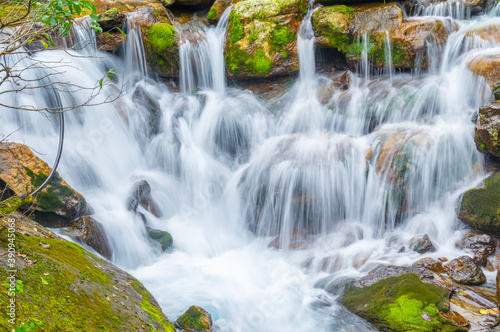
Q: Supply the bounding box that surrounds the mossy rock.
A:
[224,0,306,79]
[458,172,500,235]
[0,212,175,331]
[311,5,353,51]
[144,22,180,77]
[175,305,213,332]
[0,142,88,226]
[340,272,467,332]
[474,101,500,157]
[148,229,173,251]
[493,81,500,101]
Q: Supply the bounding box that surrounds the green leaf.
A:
[90,13,98,21]
[41,277,48,285]
[43,33,55,48]
[114,27,127,40]
[40,40,48,48]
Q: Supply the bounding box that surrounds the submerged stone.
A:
[147,228,174,251]
[410,234,437,254]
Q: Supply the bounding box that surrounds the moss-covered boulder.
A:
[312,3,452,70]
[467,51,500,90]
[0,212,175,331]
[340,266,468,332]
[458,172,500,235]
[0,142,88,227]
[494,82,500,101]
[474,101,500,158]
[131,6,180,78]
[147,228,173,251]
[224,0,307,79]
[175,305,213,332]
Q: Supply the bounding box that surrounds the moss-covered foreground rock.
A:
[207,0,242,24]
[0,142,88,226]
[340,271,467,332]
[311,3,453,70]
[458,172,500,235]
[0,212,175,331]
[224,0,307,79]
[474,101,500,158]
[175,305,213,331]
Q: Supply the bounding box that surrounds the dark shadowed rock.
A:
[126,180,161,222]
[444,256,486,285]
[474,102,500,158]
[67,216,112,259]
[132,86,162,138]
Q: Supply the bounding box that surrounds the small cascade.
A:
[361,34,370,82]
[123,13,149,81]
[408,0,470,20]
[491,1,500,16]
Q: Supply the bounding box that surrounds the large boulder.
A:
[224,0,307,79]
[474,101,500,158]
[458,172,500,235]
[311,3,453,69]
[131,6,180,78]
[340,265,468,332]
[467,51,500,90]
[0,142,88,227]
[0,212,176,332]
[443,256,486,285]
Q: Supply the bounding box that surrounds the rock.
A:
[96,32,125,51]
[67,216,112,259]
[132,86,162,138]
[465,24,500,44]
[175,305,213,332]
[224,0,307,79]
[443,256,486,285]
[0,142,88,227]
[126,180,161,221]
[207,0,241,24]
[97,8,126,31]
[474,101,500,158]
[413,257,443,273]
[497,268,500,305]
[457,232,495,267]
[340,265,467,332]
[92,0,166,14]
[410,234,437,254]
[458,172,500,235]
[312,3,453,70]
[131,6,180,78]
[268,228,313,250]
[494,82,500,100]
[147,228,173,251]
[467,51,500,90]
[0,212,176,332]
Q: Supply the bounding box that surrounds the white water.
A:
[1,3,499,332]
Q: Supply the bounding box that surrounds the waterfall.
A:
[1,1,499,330]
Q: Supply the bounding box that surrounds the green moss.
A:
[270,25,295,50]
[207,7,217,20]
[148,230,173,251]
[176,306,210,331]
[480,142,486,151]
[391,42,407,66]
[282,50,288,58]
[131,281,175,332]
[459,172,500,234]
[0,195,32,215]
[147,23,176,54]
[228,11,244,45]
[225,46,273,75]
[341,273,466,332]
[25,168,73,212]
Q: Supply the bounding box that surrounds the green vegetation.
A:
[225,46,273,75]
[228,11,244,45]
[207,8,217,20]
[341,273,466,332]
[147,23,176,54]
[270,25,295,50]
[148,230,173,251]
[25,168,73,212]
[0,196,32,215]
[131,281,176,332]
[176,306,210,331]
[459,172,500,234]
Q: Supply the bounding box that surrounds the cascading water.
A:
[1,1,499,331]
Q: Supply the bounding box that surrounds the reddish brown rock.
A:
[413,257,443,273]
[444,256,486,285]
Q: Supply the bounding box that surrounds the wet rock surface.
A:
[474,101,500,158]
[0,142,88,227]
[410,234,437,254]
[413,257,444,274]
[467,51,500,90]
[457,232,496,267]
[66,216,112,259]
[458,172,500,235]
[443,255,486,285]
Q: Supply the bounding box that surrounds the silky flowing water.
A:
[1,2,500,331]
